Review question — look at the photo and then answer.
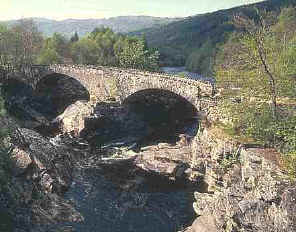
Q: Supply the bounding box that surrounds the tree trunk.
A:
[269,78,277,119]
[257,44,278,119]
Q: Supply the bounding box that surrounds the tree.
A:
[0,24,11,66]
[215,7,296,146]
[49,33,69,57]
[11,19,43,68]
[186,39,216,75]
[70,32,79,43]
[0,20,42,69]
[70,37,98,64]
[275,6,296,39]
[37,33,72,64]
[37,47,62,65]
[116,37,159,71]
[70,28,159,70]
[217,9,295,119]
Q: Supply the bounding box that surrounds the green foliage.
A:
[185,40,216,75]
[277,6,296,34]
[220,152,240,172]
[37,33,69,64]
[70,31,79,43]
[283,152,296,180]
[0,20,43,69]
[70,28,159,70]
[219,99,296,153]
[116,38,159,71]
[274,115,296,153]
[37,47,62,65]
[177,72,187,78]
[1,20,159,70]
[215,7,296,175]
[216,7,296,116]
[49,33,69,57]
[70,37,98,64]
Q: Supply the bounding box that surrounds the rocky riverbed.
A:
[2,94,200,232]
[1,74,296,232]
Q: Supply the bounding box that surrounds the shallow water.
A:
[160,66,215,83]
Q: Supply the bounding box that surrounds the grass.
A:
[210,121,256,145]
[282,152,296,181]
[211,116,296,179]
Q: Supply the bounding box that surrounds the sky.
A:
[1,0,265,21]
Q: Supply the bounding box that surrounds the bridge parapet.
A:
[50,65,213,94]
[48,65,215,108]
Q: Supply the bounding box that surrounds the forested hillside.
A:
[132,0,296,75]
[4,16,179,38]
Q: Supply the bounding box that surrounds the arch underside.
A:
[123,88,199,142]
[35,73,90,116]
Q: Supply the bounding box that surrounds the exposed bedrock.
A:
[10,128,77,194]
[183,128,296,232]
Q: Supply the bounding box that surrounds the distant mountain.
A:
[3,16,180,37]
[130,0,296,71]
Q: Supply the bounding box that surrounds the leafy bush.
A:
[283,152,296,180]
[220,100,296,151]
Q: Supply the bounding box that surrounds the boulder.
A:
[191,215,218,232]
[53,100,93,135]
[10,147,32,177]
[134,142,192,173]
[11,128,75,194]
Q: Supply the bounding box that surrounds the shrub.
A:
[283,152,296,180]
[219,100,296,151]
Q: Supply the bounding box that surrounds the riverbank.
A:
[160,66,214,84]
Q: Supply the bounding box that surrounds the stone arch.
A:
[35,73,90,116]
[122,88,199,142]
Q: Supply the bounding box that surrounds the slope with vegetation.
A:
[132,0,296,75]
[215,6,296,178]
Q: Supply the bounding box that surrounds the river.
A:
[160,66,215,84]
[31,99,198,232]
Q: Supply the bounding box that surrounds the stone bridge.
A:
[34,65,216,114]
[2,65,218,131]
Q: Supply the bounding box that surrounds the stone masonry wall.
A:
[48,65,217,115]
